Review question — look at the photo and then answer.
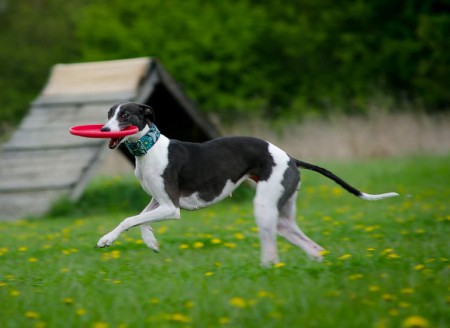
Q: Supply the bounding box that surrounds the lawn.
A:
[0,155,449,328]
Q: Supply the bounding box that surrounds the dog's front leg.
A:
[96,204,180,248]
[138,199,160,252]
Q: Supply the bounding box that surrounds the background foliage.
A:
[0,0,449,129]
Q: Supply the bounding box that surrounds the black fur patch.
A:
[277,158,301,211]
[162,137,275,205]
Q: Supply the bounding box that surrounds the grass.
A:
[0,155,449,328]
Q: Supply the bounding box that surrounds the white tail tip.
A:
[360,192,399,201]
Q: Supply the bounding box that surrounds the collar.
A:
[124,124,160,156]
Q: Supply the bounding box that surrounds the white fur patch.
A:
[180,177,248,210]
[103,104,122,131]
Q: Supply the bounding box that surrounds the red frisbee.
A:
[69,124,139,138]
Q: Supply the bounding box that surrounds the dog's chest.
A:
[134,136,170,199]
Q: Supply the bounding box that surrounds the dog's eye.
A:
[120,112,129,119]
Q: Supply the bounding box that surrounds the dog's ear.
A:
[139,104,155,124]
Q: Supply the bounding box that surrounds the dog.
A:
[96,102,398,266]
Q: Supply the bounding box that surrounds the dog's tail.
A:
[294,159,399,201]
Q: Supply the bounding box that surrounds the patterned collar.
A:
[124,124,160,157]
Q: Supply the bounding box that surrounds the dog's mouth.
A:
[108,137,124,149]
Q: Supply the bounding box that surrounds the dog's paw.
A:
[96,232,118,248]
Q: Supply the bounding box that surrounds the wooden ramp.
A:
[0,58,219,220]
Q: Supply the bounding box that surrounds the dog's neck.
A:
[124,124,161,157]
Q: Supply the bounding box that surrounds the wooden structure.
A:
[0,57,219,220]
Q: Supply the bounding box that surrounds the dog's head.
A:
[101,102,155,149]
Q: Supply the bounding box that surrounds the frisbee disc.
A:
[69,124,139,138]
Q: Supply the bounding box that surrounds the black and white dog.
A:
[97,102,398,266]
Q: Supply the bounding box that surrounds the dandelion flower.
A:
[92,322,109,328]
[62,297,74,304]
[348,273,364,280]
[10,289,20,297]
[211,238,222,244]
[204,272,214,277]
[179,244,189,250]
[414,264,425,271]
[234,232,245,240]
[25,311,39,319]
[193,241,204,249]
[274,262,286,268]
[402,315,430,328]
[369,285,380,292]
[76,308,87,316]
[338,254,352,260]
[28,257,38,263]
[224,242,236,248]
[219,317,230,325]
[169,313,191,323]
[229,297,247,308]
[400,288,415,294]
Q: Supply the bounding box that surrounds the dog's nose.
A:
[101,126,110,132]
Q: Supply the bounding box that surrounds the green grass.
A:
[1,155,449,328]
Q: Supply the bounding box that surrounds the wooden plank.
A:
[0,189,68,220]
[2,127,106,150]
[20,104,108,129]
[0,147,102,191]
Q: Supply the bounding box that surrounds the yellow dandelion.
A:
[204,272,214,277]
[10,289,20,297]
[234,232,245,240]
[257,290,274,298]
[224,242,237,248]
[193,241,204,249]
[112,280,121,284]
[76,308,87,316]
[414,264,425,271]
[219,317,230,325]
[60,268,69,273]
[319,249,330,256]
[381,248,394,255]
[387,253,401,259]
[92,322,109,328]
[169,313,191,323]
[0,281,7,287]
[338,254,352,260]
[229,297,247,308]
[111,250,120,259]
[179,244,189,250]
[18,246,28,252]
[369,285,380,292]
[62,297,74,304]
[274,262,286,268]
[382,294,396,302]
[400,288,414,294]
[402,315,430,328]
[25,311,39,319]
[211,238,222,244]
[157,225,168,234]
[348,273,364,280]
[28,257,38,263]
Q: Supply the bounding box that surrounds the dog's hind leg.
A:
[254,184,281,267]
[277,191,325,261]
